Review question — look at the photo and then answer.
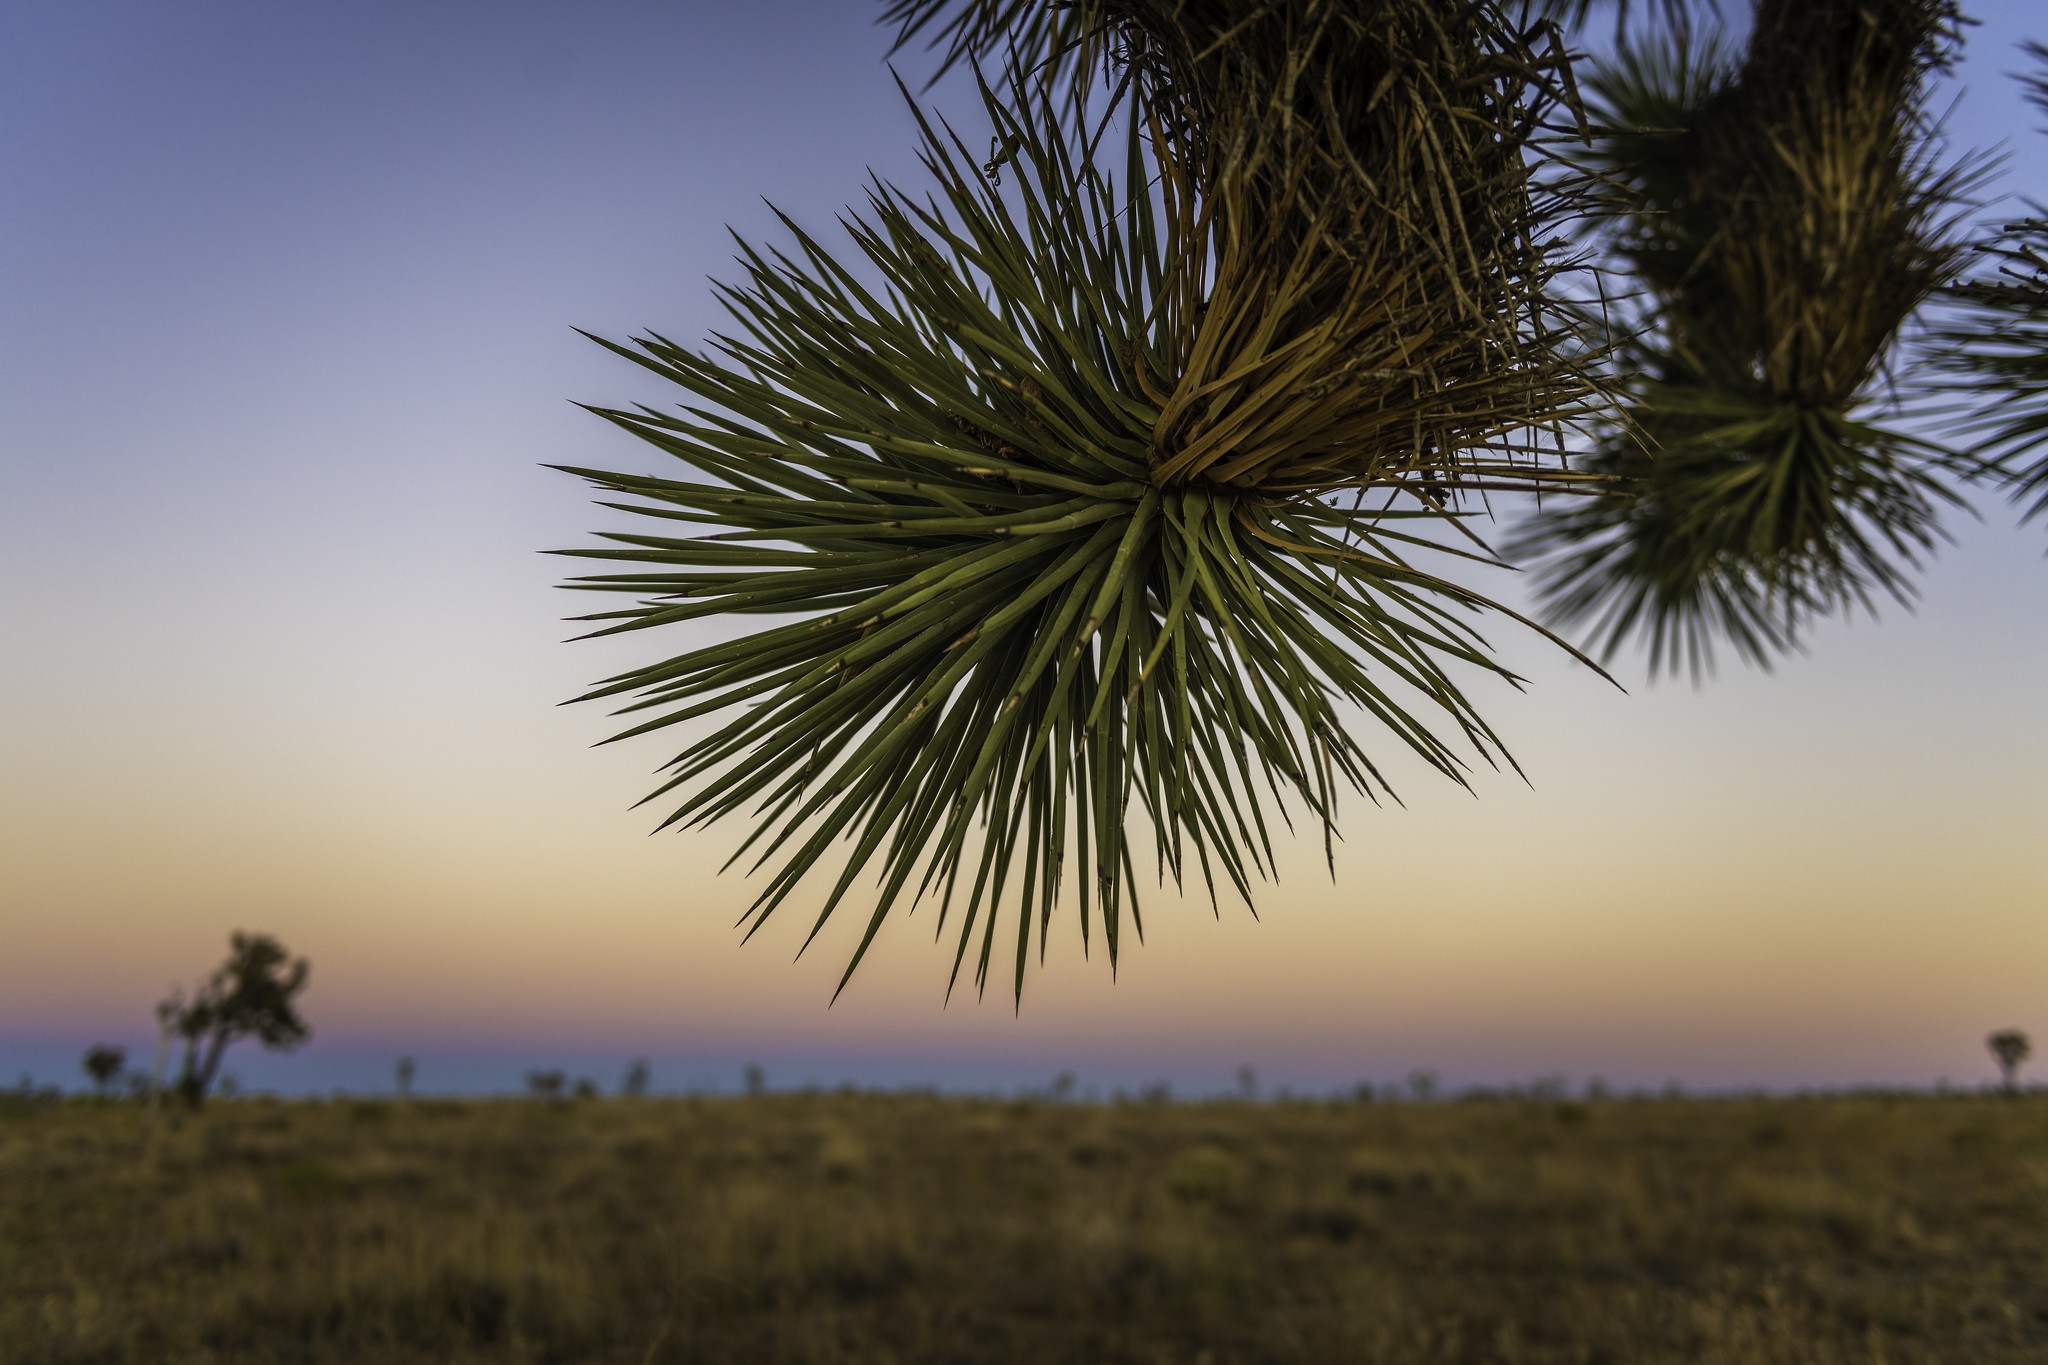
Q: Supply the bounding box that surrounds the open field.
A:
[3,1089,2045,1364]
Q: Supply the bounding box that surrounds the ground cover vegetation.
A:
[5,1090,2046,1364]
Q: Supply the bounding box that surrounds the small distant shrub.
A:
[1346,1149,1466,1198]
[526,1070,565,1100]
[277,1160,348,1200]
[82,1045,126,1096]
[1286,1204,1372,1243]
[819,1130,869,1184]
[1165,1145,1240,1203]
[1346,1153,1406,1196]
[1068,1133,1121,1167]
[0,1079,62,1117]
[1949,1123,1996,1152]
[571,1077,599,1100]
[1988,1030,2031,1094]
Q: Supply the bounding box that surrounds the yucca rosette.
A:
[556,10,1601,998]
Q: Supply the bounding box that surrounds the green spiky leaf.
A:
[558,38,1600,999]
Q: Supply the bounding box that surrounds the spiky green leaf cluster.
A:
[555,67,1594,999]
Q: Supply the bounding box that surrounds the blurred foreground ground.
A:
[3,1090,2044,1363]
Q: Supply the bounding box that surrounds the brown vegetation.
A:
[4,1090,2045,1363]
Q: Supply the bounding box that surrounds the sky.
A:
[3,0,2045,1100]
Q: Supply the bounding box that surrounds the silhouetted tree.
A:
[621,1058,651,1098]
[1988,1029,2031,1094]
[162,932,311,1107]
[396,1056,416,1099]
[526,1069,565,1099]
[81,1044,125,1097]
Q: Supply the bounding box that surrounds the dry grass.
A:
[4,1089,2045,1363]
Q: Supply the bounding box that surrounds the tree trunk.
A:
[193,1026,233,1103]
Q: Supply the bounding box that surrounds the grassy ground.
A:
[2,1089,2044,1364]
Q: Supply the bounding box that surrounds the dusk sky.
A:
[4,0,2045,1099]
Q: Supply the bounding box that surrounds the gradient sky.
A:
[4,0,2045,1098]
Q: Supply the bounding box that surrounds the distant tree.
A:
[572,1076,600,1100]
[743,1064,765,1097]
[621,1058,651,1098]
[1236,1065,1258,1102]
[526,1069,565,1099]
[1988,1030,2031,1094]
[162,932,311,1107]
[396,1056,416,1099]
[81,1044,126,1097]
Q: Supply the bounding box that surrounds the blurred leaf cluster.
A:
[1937,42,2048,522]
[1513,0,1982,676]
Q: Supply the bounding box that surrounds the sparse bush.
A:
[81,1044,125,1097]
[1989,1029,2031,1093]
[818,1130,870,1184]
[1164,1145,1239,1203]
